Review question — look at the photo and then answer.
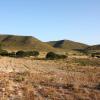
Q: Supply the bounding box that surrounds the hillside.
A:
[47,40,88,51]
[0,34,56,51]
[85,45,100,52]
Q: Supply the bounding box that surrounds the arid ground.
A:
[0,56,100,100]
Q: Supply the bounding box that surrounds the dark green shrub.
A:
[16,50,26,57]
[0,50,9,56]
[46,52,56,60]
[16,50,39,57]
[46,52,67,60]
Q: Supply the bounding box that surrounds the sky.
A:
[0,0,100,45]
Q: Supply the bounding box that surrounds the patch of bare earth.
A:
[0,57,100,100]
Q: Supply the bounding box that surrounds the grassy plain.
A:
[0,55,100,100]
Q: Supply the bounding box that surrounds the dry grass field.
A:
[0,56,100,100]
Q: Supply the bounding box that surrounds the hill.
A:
[84,45,100,52]
[47,40,88,51]
[0,34,56,51]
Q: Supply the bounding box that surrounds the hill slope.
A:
[47,40,88,51]
[0,34,56,51]
[85,45,100,52]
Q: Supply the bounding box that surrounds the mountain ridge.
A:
[47,40,88,51]
[0,34,99,52]
[84,45,100,52]
[0,34,56,51]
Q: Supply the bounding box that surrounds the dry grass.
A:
[0,57,100,100]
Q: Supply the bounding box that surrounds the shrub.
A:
[0,50,9,56]
[46,52,56,60]
[24,51,33,57]
[26,51,39,57]
[16,50,39,57]
[8,52,16,57]
[46,52,67,60]
[0,49,39,58]
[32,51,39,57]
[16,50,26,57]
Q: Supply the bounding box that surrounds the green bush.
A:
[16,50,26,57]
[0,49,39,58]
[46,52,67,60]
[0,50,9,56]
[16,50,39,57]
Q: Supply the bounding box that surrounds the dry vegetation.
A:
[0,56,100,100]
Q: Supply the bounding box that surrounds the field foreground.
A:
[0,57,100,100]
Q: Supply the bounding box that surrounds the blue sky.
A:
[0,0,100,45]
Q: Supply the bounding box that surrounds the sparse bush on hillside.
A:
[46,52,67,60]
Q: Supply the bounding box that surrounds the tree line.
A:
[0,50,67,59]
[0,50,39,57]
